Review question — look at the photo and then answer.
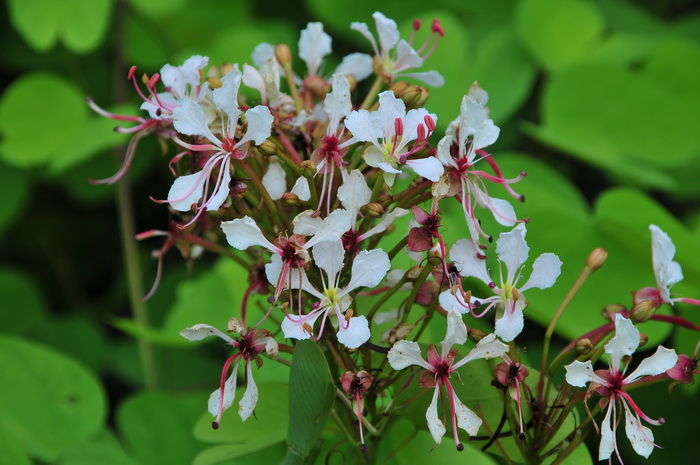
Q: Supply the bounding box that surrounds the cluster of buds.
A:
[89,11,699,464]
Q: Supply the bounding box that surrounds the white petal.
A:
[350,21,377,54]
[426,388,446,444]
[205,158,231,211]
[293,210,323,236]
[624,346,678,384]
[474,193,517,227]
[172,100,220,144]
[387,340,431,370]
[242,64,266,101]
[220,216,278,252]
[337,315,371,348]
[281,311,322,340]
[239,105,274,146]
[496,224,529,283]
[564,360,606,388]
[405,157,444,182]
[360,207,409,238]
[265,255,317,294]
[346,249,391,291]
[290,176,311,201]
[376,91,406,136]
[495,306,524,342]
[450,239,491,284]
[213,69,242,123]
[180,323,235,344]
[436,135,458,168]
[335,53,373,81]
[261,157,287,200]
[208,362,239,417]
[399,70,445,87]
[605,314,640,373]
[453,334,508,369]
[251,42,275,67]
[324,74,352,134]
[454,394,482,436]
[623,403,654,458]
[441,309,467,352]
[312,240,346,282]
[305,209,353,248]
[181,55,209,83]
[392,40,423,72]
[345,109,378,142]
[167,171,206,212]
[337,170,372,217]
[372,12,399,52]
[520,253,562,292]
[650,224,683,300]
[402,108,432,142]
[438,290,470,315]
[472,119,500,150]
[239,363,258,421]
[598,403,615,461]
[298,22,332,77]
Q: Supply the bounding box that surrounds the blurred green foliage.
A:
[1,0,699,464]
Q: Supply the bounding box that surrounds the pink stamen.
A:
[444,379,465,451]
[212,353,242,429]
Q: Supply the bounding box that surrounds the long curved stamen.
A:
[213,353,242,429]
[444,379,464,451]
[90,128,150,185]
[619,392,664,426]
[355,390,366,448]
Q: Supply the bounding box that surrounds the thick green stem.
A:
[360,75,384,110]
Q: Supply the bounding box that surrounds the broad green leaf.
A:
[0,336,105,462]
[125,16,172,68]
[57,429,136,465]
[587,32,656,65]
[0,162,29,238]
[284,340,335,462]
[516,0,604,70]
[0,268,46,335]
[41,317,105,373]
[592,0,666,35]
[117,391,207,465]
[128,0,187,18]
[474,28,537,123]
[7,0,113,53]
[193,382,289,464]
[207,22,296,71]
[542,441,593,465]
[0,428,31,465]
[392,424,498,464]
[0,73,88,168]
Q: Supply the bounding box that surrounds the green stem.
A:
[360,75,384,110]
[180,232,248,267]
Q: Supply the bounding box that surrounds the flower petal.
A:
[598,403,616,461]
[376,91,405,136]
[454,394,482,436]
[495,305,525,342]
[305,209,353,248]
[453,333,508,369]
[205,158,232,211]
[605,314,640,373]
[335,53,373,81]
[650,224,683,302]
[399,70,445,87]
[213,69,242,123]
[298,22,332,77]
[345,109,378,142]
[180,323,235,344]
[624,346,678,384]
[624,403,654,458]
[392,40,423,72]
[208,362,239,417]
[346,249,391,291]
[426,388,446,444]
[261,157,287,200]
[312,240,345,282]
[495,224,529,282]
[449,239,491,284]
[564,360,606,388]
[360,207,409,238]
[324,74,352,135]
[337,315,371,348]
[281,311,322,340]
[290,176,311,201]
[388,340,431,370]
[520,253,562,291]
[372,12,399,53]
[441,309,467,354]
[239,363,258,421]
[405,157,444,182]
[337,169,372,218]
[172,100,220,144]
[238,105,274,146]
[293,209,323,236]
[220,216,278,252]
[167,171,206,212]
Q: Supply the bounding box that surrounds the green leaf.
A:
[57,429,137,465]
[7,0,113,53]
[41,317,105,373]
[0,164,30,237]
[193,382,289,464]
[284,340,335,462]
[128,0,187,18]
[474,28,537,123]
[117,391,207,465]
[0,428,31,465]
[0,73,88,168]
[516,0,605,70]
[392,425,499,464]
[0,336,105,462]
[0,268,46,335]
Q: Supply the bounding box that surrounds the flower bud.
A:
[282,192,300,206]
[468,327,487,343]
[630,299,656,324]
[575,338,593,355]
[362,202,385,217]
[427,243,443,267]
[407,265,423,281]
[274,44,293,66]
[258,139,278,156]
[638,333,648,347]
[304,75,330,99]
[221,63,236,76]
[376,193,393,209]
[390,82,430,110]
[586,248,608,272]
[601,304,627,322]
[300,160,317,178]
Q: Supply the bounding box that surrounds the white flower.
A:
[388,309,508,448]
[565,314,678,461]
[342,91,443,187]
[440,224,562,341]
[299,22,332,77]
[351,12,444,86]
[633,224,700,308]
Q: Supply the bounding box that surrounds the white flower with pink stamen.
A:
[351,12,444,86]
[342,90,444,187]
[388,309,508,449]
[437,83,526,250]
[565,314,678,461]
[633,224,700,309]
[165,69,273,225]
[440,224,562,342]
[274,240,390,348]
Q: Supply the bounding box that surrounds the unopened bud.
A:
[258,139,278,156]
[468,327,487,343]
[427,244,443,267]
[575,338,593,355]
[630,299,656,324]
[407,265,423,281]
[300,160,317,178]
[362,202,385,217]
[207,75,223,89]
[389,82,430,110]
[282,192,300,205]
[221,63,235,75]
[601,304,627,321]
[586,248,608,272]
[304,75,330,99]
[376,193,393,209]
[275,44,293,66]
[639,333,648,347]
